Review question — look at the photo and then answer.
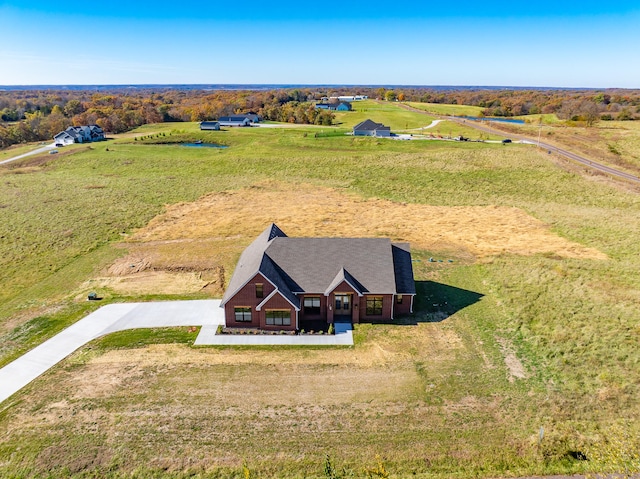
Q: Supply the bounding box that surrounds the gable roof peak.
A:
[324,266,366,296]
[265,222,287,241]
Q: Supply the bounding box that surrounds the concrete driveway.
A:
[0,143,57,166]
[0,299,222,404]
[0,299,356,404]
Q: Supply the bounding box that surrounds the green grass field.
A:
[333,100,501,139]
[1,103,640,478]
[404,101,485,117]
[334,100,435,129]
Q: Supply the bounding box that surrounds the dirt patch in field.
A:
[76,271,214,298]
[496,337,527,382]
[88,323,463,370]
[98,181,604,295]
[129,181,605,259]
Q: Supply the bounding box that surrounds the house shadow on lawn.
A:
[396,281,484,325]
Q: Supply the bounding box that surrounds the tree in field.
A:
[579,101,600,126]
[385,90,397,102]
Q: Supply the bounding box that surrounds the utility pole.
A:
[538,115,542,148]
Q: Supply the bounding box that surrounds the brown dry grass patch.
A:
[97,181,605,296]
[130,180,605,258]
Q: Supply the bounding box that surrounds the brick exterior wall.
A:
[393,294,414,316]
[224,273,275,328]
[359,294,393,322]
[326,280,360,324]
[299,294,327,322]
[225,276,412,330]
[258,293,296,331]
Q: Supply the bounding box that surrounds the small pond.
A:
[180,142,228,148]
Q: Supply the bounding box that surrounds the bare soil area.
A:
[130,181,604,260]
[93,181,604,297]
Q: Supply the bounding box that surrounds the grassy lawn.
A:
[333,100,502,139]
[461,114,640,175]
[1,103,640,477]
[333,99,436,130]
[404,101,485,117]
[0,141,50,161]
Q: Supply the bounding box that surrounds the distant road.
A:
[0,143,56,166]
[396,102,640,185]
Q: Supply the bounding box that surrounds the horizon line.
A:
[1,83,638,91]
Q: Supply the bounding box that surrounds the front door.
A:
[334,294,352,319]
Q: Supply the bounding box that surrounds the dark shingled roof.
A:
[353,119,387,131]
[265,237,397,294]
[391,243,416,295]
[221,224,416,308]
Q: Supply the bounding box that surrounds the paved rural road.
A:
[0,299,222,404]
[397,102,640,184]
[0,143,56,165]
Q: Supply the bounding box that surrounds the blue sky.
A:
[1,1,639,87]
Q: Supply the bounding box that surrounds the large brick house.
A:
[220,224,416,331]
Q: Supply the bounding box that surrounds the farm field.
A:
[404,101,485,117]
[0,142,50,162]
[523,120,640,174]
[1,106,640,478]
[333,100,502,140]
[406,100,640,175]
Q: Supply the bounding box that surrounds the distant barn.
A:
[218,116,252,127]
[200,121,220,130]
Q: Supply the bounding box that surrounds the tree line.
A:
[369,87,640,122]
[0,88,334,148]
[2,86,640,149]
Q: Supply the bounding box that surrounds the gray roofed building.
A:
[353,119,391,137]
[221,223,415,331]
[218,116,252,127]
[53,125,104,144]
[199,121,220,130]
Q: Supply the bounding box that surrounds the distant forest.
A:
[1,87,639,148]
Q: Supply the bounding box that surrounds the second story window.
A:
[256,283,264,298]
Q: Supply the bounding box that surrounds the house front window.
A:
[366,296,383,316]
[255,283,263,298]
[234,307,252,322]
[265,309,291,326]
[396,295,403,304]
[303,297,320,315]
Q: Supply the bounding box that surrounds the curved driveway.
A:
[0,300,222,404]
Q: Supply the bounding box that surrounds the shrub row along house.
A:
[220,224,416,332]
[53,125,105,145]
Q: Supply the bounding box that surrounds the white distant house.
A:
[217,114,260,127]
[353,119,391,137]
[199,121,220,130]
[54,125,104,145]
[329,95,368,102]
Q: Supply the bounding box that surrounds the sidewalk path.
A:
[195,324,353,346]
